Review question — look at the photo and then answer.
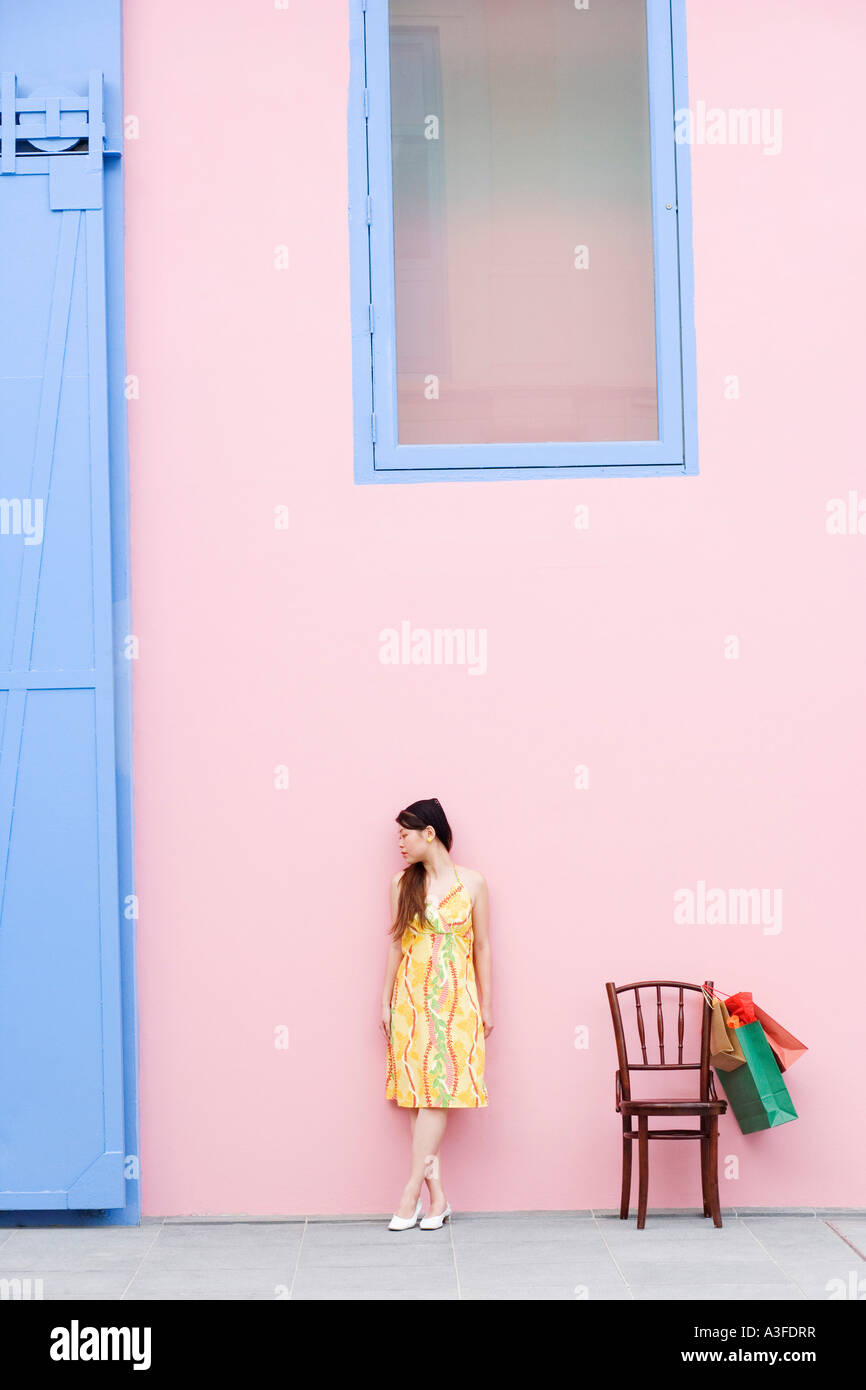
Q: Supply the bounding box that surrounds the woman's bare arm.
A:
[464,868,493,1036]
[381,872,403,1036]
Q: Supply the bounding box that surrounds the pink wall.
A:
[124,0,866,1215]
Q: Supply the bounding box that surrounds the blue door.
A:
[0,8,132,1213]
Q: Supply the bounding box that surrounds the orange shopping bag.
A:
[752,1006,808,1073]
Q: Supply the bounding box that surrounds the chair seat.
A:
[618,1099,726,1116]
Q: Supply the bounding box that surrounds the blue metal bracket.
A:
[1,69,106,208]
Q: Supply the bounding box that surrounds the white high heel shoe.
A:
[388,1196,422,1231]
[419,1202,452,1230]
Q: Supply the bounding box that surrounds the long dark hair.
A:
[391,798,453,942]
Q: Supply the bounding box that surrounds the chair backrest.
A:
[605,980,714,1102]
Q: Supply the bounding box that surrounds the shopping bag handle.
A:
[701,984,732,1006]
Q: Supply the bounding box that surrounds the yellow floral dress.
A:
[386,866,488,1108]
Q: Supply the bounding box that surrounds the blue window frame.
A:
[349,0,697,483]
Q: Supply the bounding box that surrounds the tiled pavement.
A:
[0,1211,863,1301]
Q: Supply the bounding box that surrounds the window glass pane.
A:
[389,0,658,446]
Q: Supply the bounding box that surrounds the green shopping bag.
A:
[714,1020,798,1134]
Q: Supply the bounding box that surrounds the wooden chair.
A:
[605,979,728,1228]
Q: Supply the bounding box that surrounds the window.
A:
[349,0,697,482]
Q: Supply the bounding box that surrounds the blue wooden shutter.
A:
[0,69,126,1209]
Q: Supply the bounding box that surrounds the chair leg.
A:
[700,1122,711,1217]
[620,1129,632,1219]
[637,1117,649,1229]
[707,1115,723,1228]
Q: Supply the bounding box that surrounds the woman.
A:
[381,798,492,1230]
